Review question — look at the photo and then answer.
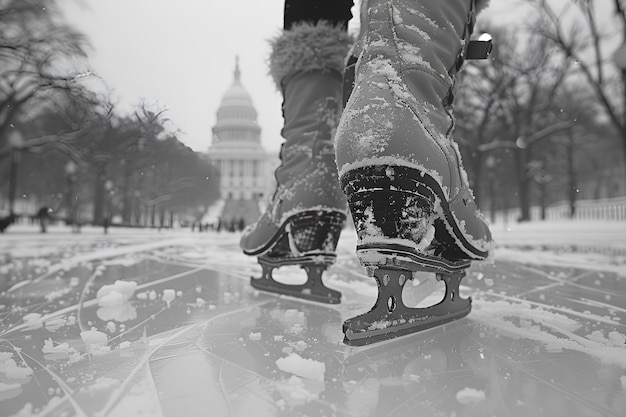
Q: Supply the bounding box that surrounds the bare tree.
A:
[0,0,92,144]
[529,0,626,186]
[456,24,573,221]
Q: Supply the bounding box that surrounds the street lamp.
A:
[65,161,78,224]
[7,130,24,215]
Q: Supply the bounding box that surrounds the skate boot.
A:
[335,0,494,345]
[240,21,352,304]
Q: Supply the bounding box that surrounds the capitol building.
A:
[208,59,275,203]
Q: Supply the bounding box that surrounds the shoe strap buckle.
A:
[466,38,493,60]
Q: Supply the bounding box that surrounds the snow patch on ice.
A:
[96,280,137,307]
[42,338,72,355]
[0,381,21,393]
[162,289,176,307]
[80,328,109,355]
[275,353,325,381]
[44,317,66,332]
[82,377,119,394]
[43,237,196,274]
[495,247,626,276]
[473,299,626,368]
[0,352,33,379]
[275,375,322,405]
[22,313,43,330]
[456,387,486,404]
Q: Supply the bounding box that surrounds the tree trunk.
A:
[567,132,577,218]
[519,176,531,221]
[121,164,131,224]
[8,149,20,214]
[539,181,547,220]
[620,126,626,194]
[621,68,626,190]
[515,148,532,222]
[489,178,497,224]
[92,167,106,225]
[159,206,165,228]
[150,205,156,227]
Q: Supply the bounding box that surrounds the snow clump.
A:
[162,289,176,307]
[96,280,137,307]
[80,328,109,355]
[0,352,33,379]
[456,387,486,404]
[275,375,320,405]
[275,353,325,381]
[42,339,72,355]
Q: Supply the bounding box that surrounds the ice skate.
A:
[248,210,346,304]
[335,0,493,345]
[241,21,352,304]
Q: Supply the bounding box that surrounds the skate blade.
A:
[342,304,471,346]
[252,254,341,304]
[250,277,341,304]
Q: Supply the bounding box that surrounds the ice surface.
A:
[0,223,625,416]
[0,381,21,393]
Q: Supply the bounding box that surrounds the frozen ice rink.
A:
[0,221,625,417]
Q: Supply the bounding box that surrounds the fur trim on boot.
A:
[269,22,353,89]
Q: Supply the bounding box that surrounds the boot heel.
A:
[287,211,346,255]
[342,166,438,252]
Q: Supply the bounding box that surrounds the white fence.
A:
[486,196,626,224]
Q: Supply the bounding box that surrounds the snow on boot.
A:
[240,22,351,304]
[335,0,494,344]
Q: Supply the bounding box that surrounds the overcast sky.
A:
[58,0,616,154]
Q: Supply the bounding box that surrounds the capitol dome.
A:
[212,57,260,144]
[207,57,275,204]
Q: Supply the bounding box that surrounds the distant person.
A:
[72,219,82,234]
[0,213,15,233]
[102,216,110,234]
[37,206,51,233]
[238,217,245,231]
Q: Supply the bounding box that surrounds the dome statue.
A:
[207,57,275,204]
[212,56,260,144]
